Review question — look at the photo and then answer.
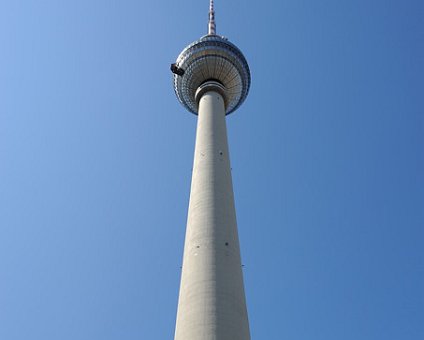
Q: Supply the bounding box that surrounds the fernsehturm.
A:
[171,1,251,339]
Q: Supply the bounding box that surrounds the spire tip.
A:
[208,0,216,35]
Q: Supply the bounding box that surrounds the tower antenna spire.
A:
[208,0,216,35]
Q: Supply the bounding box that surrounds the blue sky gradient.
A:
[0,1,423,339]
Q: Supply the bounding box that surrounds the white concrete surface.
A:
[174,89,250,340]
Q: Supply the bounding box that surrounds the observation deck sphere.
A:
[173,34,251,115]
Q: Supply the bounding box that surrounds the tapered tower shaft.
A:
[174,85,250,340]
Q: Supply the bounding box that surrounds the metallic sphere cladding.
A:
[172,35,251,115]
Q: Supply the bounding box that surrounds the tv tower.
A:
[171,1,251,339]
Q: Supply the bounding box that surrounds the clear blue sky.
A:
[1,1,423,339]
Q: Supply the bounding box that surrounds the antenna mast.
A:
[208,0,216,35]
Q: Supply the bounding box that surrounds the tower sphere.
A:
[172,34,251,115]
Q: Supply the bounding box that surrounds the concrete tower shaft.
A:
[174,83,250,340]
